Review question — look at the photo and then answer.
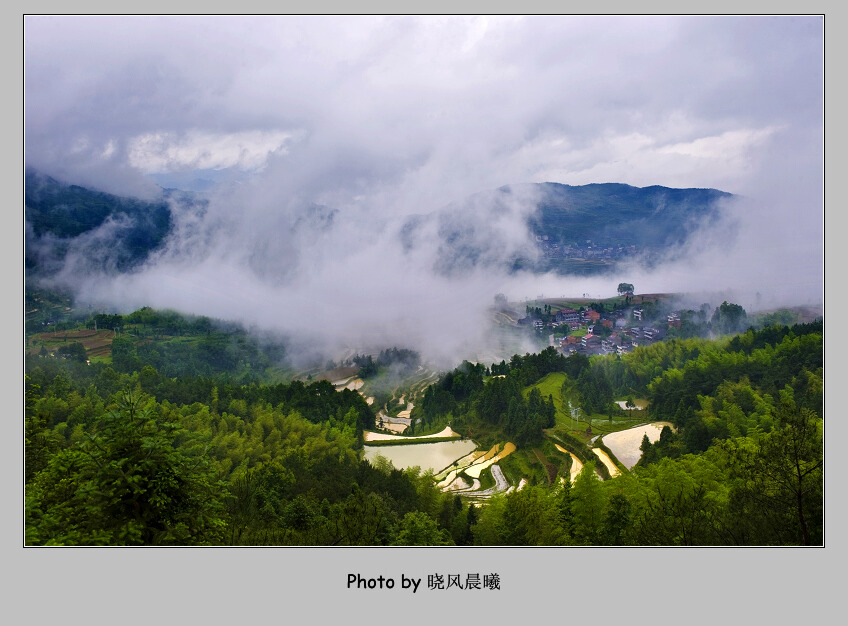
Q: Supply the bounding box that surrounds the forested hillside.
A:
[25,169,202,277]
[525,182,731,248]
[24,302,823,546]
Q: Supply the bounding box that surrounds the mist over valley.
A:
[26,167,784,370]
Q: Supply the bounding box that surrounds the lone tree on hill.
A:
[711,301,748,336]
[617,283,635,296]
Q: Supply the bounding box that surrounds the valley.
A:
[23,177,823,547]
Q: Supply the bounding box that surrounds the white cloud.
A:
[127,129,298,173]
[659,126,778,164]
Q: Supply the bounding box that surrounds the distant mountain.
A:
[524,182,731,247]
[24,169,202,277]
[401,182,734,276]
[24,169,734,282]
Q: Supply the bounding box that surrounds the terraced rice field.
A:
[463,443,515,479]
[363,425,459,442]
[405,369,440,398]
[362,438,476,473]
[462,464,511,499]
[592,448,621,477]
[27,329,117,359]
[434,442,516,499]
[554,444,583,483]
[601,421,674,469]
[330,375,364,391]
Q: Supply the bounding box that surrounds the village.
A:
[535,236,639,263]
[517,297,684,358]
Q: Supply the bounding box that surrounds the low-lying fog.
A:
[25,16,823,369]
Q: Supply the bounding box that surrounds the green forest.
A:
[24,298,823,546]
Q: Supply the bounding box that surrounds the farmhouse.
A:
[518,315,542,328]
[584,310,601,323]
[560,335,579,348]
[555,308,581,324]
[581,333,601,348]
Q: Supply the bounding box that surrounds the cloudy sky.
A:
[24,15,824,365]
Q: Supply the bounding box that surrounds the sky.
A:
[24,15,825,366]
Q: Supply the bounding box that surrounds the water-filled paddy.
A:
[592,448,621,477]
[364,426,458,441]
[615,400,645,410]
[601,422,674,469]
[363,439,477,473]
[555,444,583,483]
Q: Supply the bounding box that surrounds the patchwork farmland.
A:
[27,328,117,360]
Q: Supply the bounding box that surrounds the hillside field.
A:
[27,329,116,360]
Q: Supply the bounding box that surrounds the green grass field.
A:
[524,372,572,427]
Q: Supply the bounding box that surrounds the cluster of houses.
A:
[519,305,681,357]
[535,237,639,261]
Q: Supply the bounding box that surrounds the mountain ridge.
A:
[24,169,734,280]
[403,180,734,276]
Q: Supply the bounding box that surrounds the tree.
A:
[26,390,228,545]
[602,493,633,545]
[56,342,88,362]
[617,283,635,296]
[459,503,477,545]
[500,485,569,545]
[570,461,608,544]
[391,511,453,546]
[637,434,657,466]
[331,486,397,545]
[726,389,823,545]
[25,377,58,483]
[110,336,140,373]
[628,451,737,546]
[711,301,748,336]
